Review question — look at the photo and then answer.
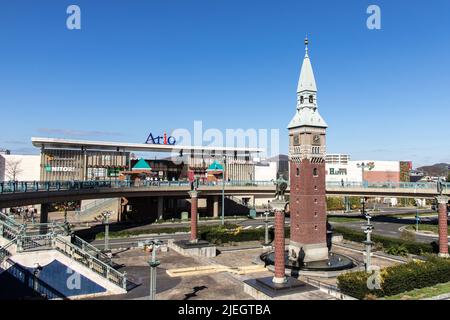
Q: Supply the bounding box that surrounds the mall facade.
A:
[31,137,262,182]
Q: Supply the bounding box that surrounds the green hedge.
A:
[333,226,440,255]
[337,256,450,299]
[96,223,240,239]
[200,226,291,244]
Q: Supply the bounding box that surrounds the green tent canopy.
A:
[132,158,152,171]
[206,160,224,171]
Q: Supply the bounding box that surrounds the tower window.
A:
[300,96,304,104]
[296,167,300,176]
[313,168,318,176]
[309,95,314,103]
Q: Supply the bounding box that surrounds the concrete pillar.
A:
[157,197,164,220]
[40,203,50,235]
[273,209,286,284]
[189,191,199,243]
[437,196,449,258]
[213,195,219,218]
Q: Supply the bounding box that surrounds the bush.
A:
[333,226,440,255]
[385,245,408,257]
[199,225,291,244]
[337,257,450,299]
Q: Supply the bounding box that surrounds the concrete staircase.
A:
[0,212,127,299]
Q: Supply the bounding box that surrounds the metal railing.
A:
[0,237,17,263]
[1,179,448,196]
[1,257,67,300]
[71,234,112,264]
[53,236,126,289]
[75,198,116,216]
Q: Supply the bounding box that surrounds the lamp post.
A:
[263,211,270,246]
[415,199,420,232]
[357,162,371,187]
[221,155,227,226]
[147,239,162,300]
[360,197,366,217]
[101,210,112,253]
[362,212,374,272]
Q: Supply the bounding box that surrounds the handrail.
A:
[1,179,448,195]
[0,237,17,262]
[71,234,112,263]
[53,235,126,289]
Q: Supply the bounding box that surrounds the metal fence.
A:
[1,179,449,194]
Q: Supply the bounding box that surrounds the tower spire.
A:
[297,36,317,93]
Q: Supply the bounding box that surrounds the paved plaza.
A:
[86,239,402,300]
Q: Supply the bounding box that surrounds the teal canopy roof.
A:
[207,161,224,171]
[132,158,152,170]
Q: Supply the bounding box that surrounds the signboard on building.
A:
[145,132,176,145]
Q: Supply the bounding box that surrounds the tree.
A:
[447,172,450,182]
[5,159,23,181]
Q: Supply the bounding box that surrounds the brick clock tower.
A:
[288,38,329,263]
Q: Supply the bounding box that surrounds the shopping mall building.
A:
[31,137,263,182]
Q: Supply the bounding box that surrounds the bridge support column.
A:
[189,191,199,243]
[39,203,50,234]
[437,196,449,258]
[157,197,164,221]
[273,209,286,284]
[213,196,219,218]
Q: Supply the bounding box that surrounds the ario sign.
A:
[145,132,176,145]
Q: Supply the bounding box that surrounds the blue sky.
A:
[0,0,449,167]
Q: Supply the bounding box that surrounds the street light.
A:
[263,211,270,246]
[101,210,112,253]
[415,199,420,232]
[221,155,227,226]
[360,197,366,217]
[362,212,374,272]
[357,162,371,187]
[146,239,163,300]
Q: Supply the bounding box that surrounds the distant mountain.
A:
[268,154,289,162]
[416,163,449,177]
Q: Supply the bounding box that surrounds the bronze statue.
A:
[437,179,444,195]
[273,174,288,201]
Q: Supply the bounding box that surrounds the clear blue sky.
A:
[0,0,449,168]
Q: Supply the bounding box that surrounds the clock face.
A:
[312,134,321,145]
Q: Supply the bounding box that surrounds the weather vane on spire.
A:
[305,35,309,53]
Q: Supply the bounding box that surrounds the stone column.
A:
[189,191,199,243]
[213,195,219,218]
[273,209,286,284]
[437,196,449,258]
[157,197,164,220]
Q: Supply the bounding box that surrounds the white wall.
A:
[0,154,40,181]
[254,162,277,181]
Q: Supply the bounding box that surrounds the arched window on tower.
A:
[300,96,304,104]
[296,167,300,176]
[313,168,318,177]
[309,95,314,103]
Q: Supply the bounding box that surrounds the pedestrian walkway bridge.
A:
[0,180,448,208]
